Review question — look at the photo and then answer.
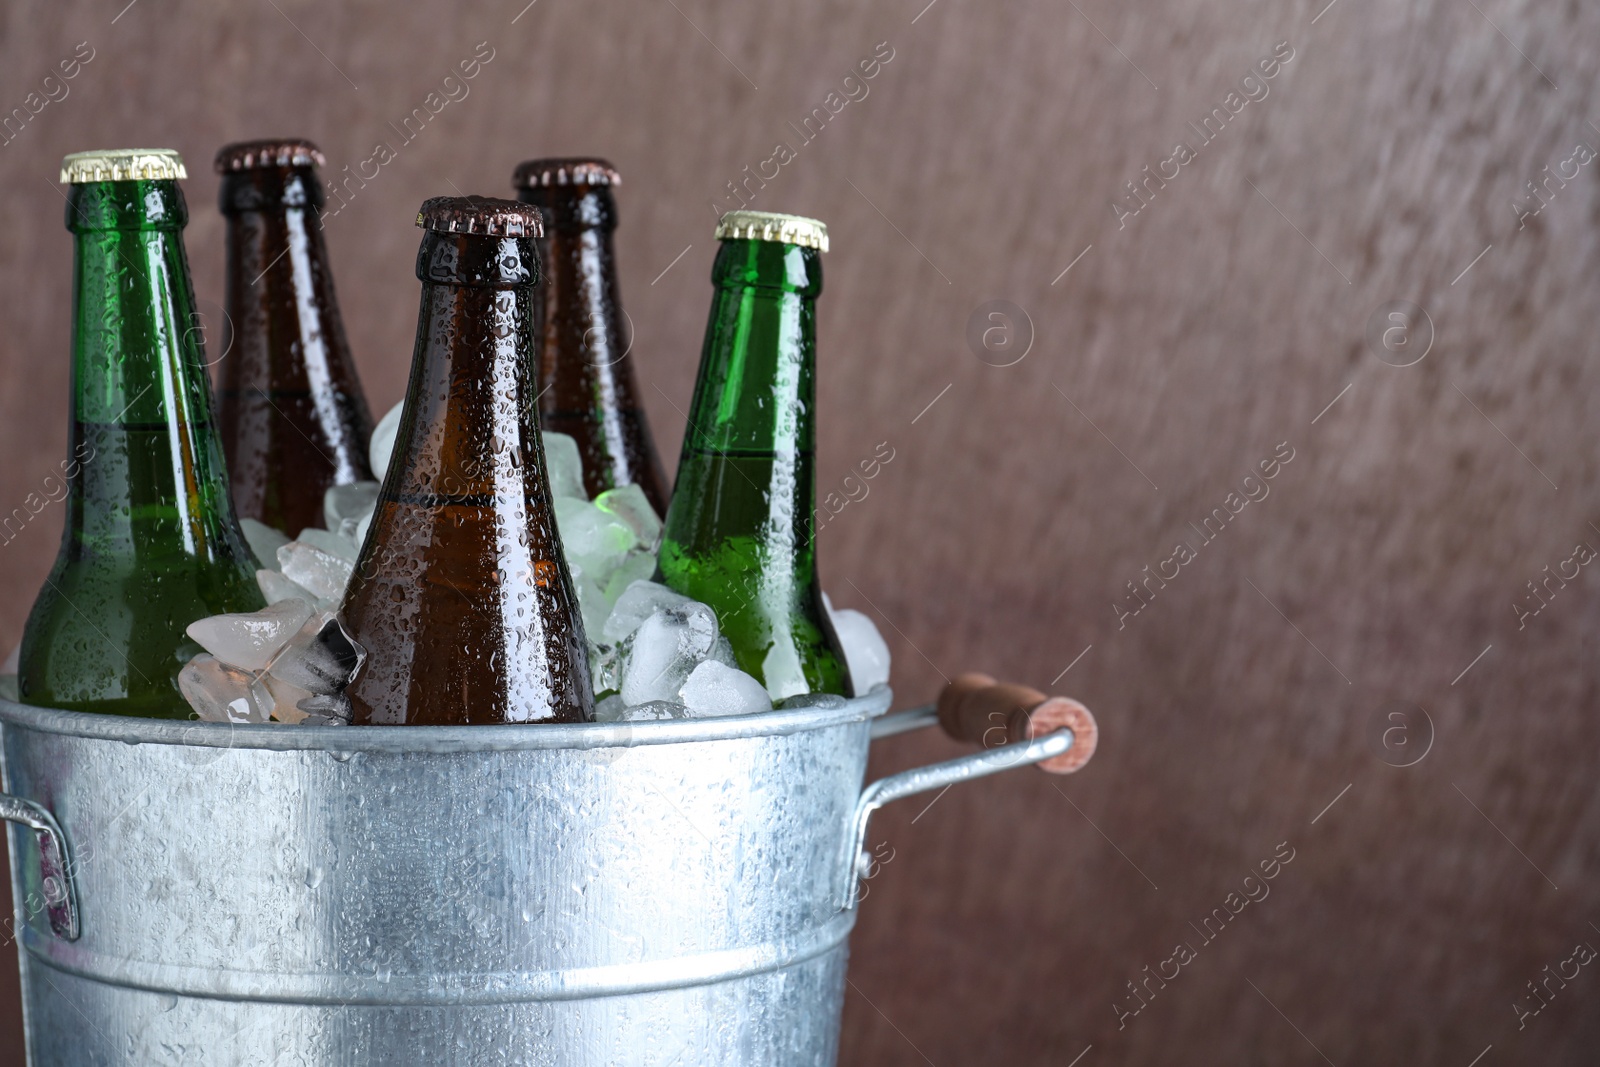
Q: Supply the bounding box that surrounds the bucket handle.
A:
[0,792,79,941]
[842,675,1099,910]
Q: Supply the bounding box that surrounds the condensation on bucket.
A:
[1,686,1076,1066]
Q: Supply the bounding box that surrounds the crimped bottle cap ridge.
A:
[60,148,187,183]
[715,210,828,252]
[215,139,326,173]
[416,195,544,238]
[512,158,621,189]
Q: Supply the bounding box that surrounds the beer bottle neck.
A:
[390,232,539,501]
[521,186,625,371]
[216,163,371,501]
[519,185,616,233]
[686,238,821,457]
[68,179,199,427]
[67,177,186,233]
[218,168,339,321]
[63,178,244,558]
[218,166,337,319]
[218,165,323,216]
[512,181,668,511]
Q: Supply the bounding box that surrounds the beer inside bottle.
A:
[19,149,264,718]
[657,211,850,700]
[513,158,669,515]
[342,196,592,725]
[216,139,374,534]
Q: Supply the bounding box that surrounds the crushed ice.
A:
[176,400,891,725]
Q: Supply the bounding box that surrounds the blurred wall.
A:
[1,0,1598,1062]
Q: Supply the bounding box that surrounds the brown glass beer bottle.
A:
[513,158,669,514]
[342,196,592,725]
[216,139,374,534]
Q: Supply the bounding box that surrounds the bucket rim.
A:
[0,687,892,753]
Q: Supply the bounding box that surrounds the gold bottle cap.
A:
[512,157,621,189]
[416,195,544,238]
[60,148,187,184]
[215,139,326,173]
[715,210,828,252]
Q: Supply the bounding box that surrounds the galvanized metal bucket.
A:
[0,687,1076,1066]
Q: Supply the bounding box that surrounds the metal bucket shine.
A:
[0,687,1074,1065]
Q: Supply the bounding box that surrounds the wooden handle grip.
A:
[935,672,1098,775]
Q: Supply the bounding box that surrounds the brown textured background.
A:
[2,0,1598,1062]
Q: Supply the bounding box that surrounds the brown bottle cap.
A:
[512,158,621,189]
[416,195,544,238]
[214,139,326,173]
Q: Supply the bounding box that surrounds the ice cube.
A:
[179,654,271,723]
[829,607,890,695]
[592,692,628,722]
[187,599,314,672]
[602,581,692,644]
[601,549,658,607]
[265,614,366,694]
[369,401,404,482]
[761,638,809,703]
[331,516,359,546]
[251,672,315,725]
[617,700,691,722]
[567,562,612,642]
[595,483,662,549]
[277,541,355,603]
[240,517,290,566]
[324,481,380,539]
[777,692,849,710]
[707,635,738,669]
[297,692,353,724]
[554,497,637,579]
[619,604,718,705]
[589,642,625,698]
[295,526,358,563]
[542,431,587,501]
[257,569,324,608]
[679,660,772,717]
[593,694,686,723]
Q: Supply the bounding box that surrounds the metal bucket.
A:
[0,688,1075,1065]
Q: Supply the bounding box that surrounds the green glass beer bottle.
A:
[18,149,264,718]
[512,158,670,514]
[656,211,850,700]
